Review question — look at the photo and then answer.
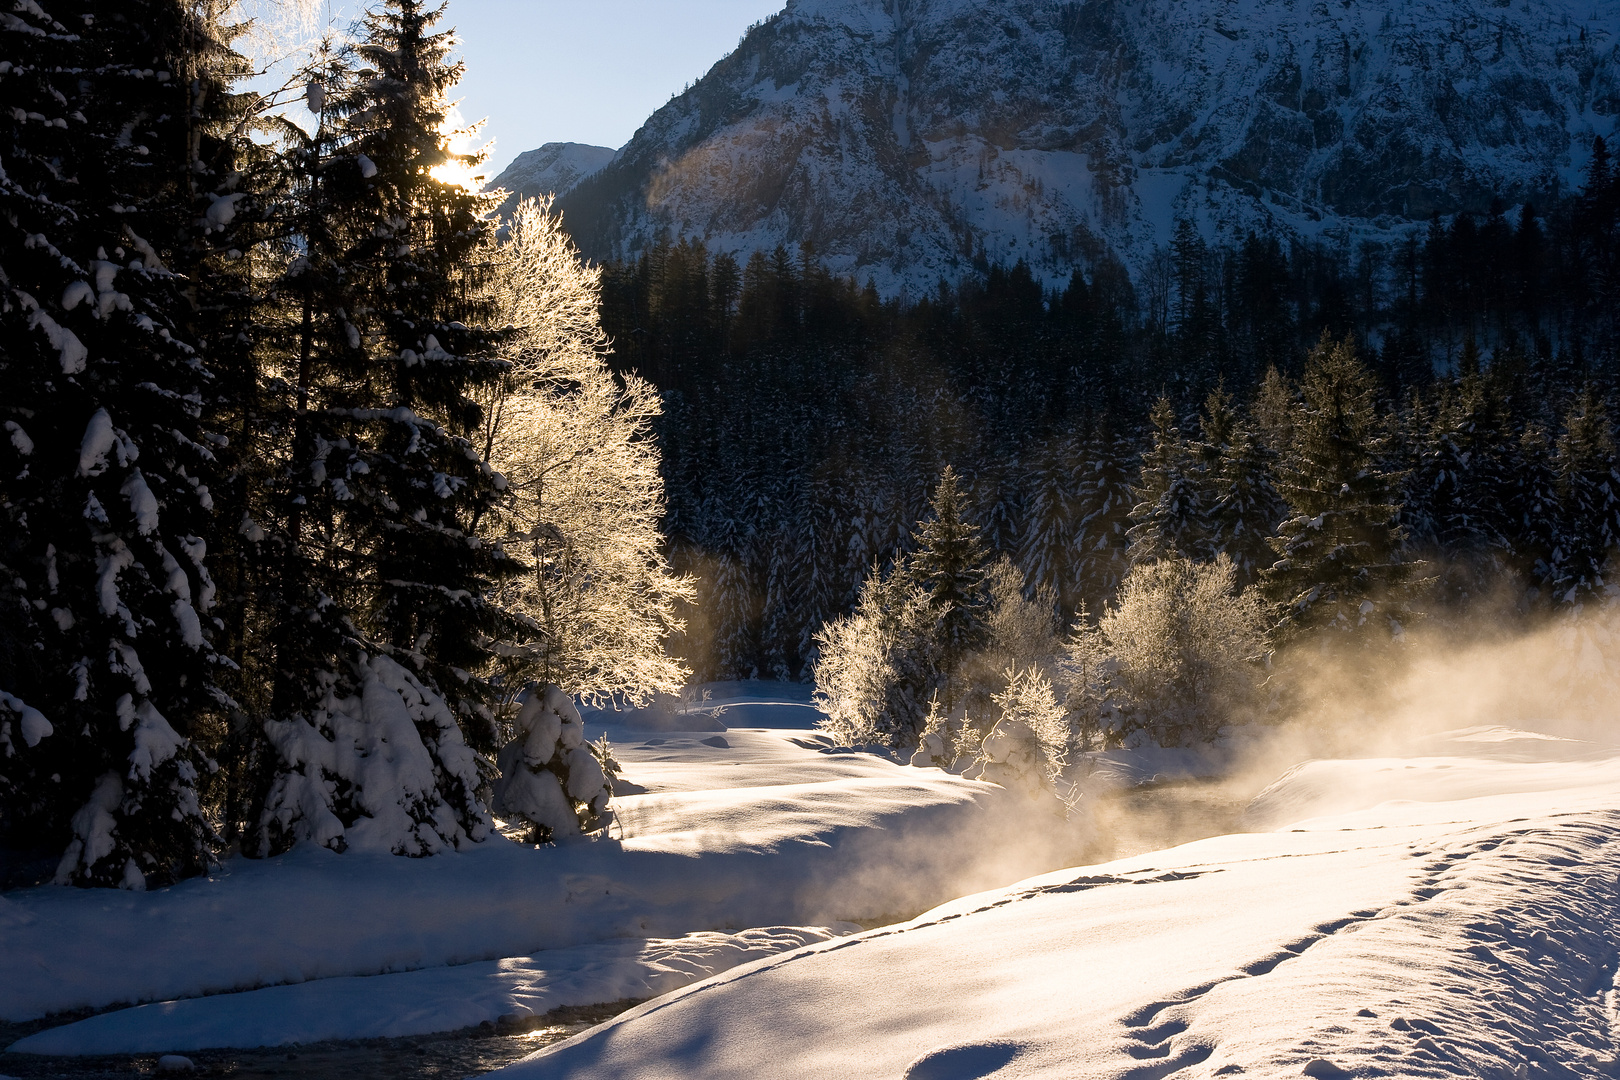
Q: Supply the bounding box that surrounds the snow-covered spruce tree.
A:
[1549,390,1620,610]
[246,3,524,857]
[912,466,992,680]
[1263,335,1414,646]
[707,512,760,679]
[0,0,78,863]
[812,559,938,751]
[1506,424,1563,606]
[0,0,238,887]
[799,470,846,672]
[1127,396,1211,565]
[1403,374,1518,609]
[1073,427,1135,612]
[490,684,609,842]
[1018,430,1083,616]
[1092,555,1266,747]
[1204,391,1285,591]
[477,196,692,705]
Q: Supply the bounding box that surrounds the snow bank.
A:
[490,737,1620,1080]
[0,700,1070,1021]
[8,927,843,1055]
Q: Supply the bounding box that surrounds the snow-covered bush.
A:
[908,696,978,771]
[1069,554,1266,747]
[983,558,1064,668]
[491,684,612,842]
[813,561,939,750]
[964,667,1071,804]
[952,557,1062,731]
[253,656,491,857]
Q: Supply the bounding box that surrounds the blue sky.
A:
[446,1,785,174]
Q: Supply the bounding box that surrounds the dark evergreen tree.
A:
[1548,390,1620,609]
[1203,390,1285,590]
[1404,374,1516,606]
[246,1,520,856]
[1264,336,1413,643]
[912,467,991,677]
[1127,397,1211,564]
[1074,427,1136,612]
[0,0,245,887]
[1018,431,1083,615]
[1504,424,1562,606]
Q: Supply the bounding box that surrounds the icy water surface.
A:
[0,1003,638,1080]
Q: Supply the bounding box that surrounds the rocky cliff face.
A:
[554,0,1620,292]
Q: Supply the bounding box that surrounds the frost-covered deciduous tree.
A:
[965,667,1071,804]
[1069,555,1266,748]
[951,557,1062,734]
[812,561,938,750]
[479,197,692,706]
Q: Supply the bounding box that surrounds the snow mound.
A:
[1244,725,1620,830]
[489,754,1620,1080]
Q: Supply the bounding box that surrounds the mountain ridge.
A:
[489,142,616,212]
[547,0,1620,293]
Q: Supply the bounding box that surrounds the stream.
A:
[0,779,1262,1080]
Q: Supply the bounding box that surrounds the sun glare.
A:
[430,106,491,191]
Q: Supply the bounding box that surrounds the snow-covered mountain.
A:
[553,0,1620,293]
[489,142,615,211]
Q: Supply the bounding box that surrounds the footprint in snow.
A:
[903,1040,1023,1079]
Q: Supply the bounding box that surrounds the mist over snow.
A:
[544,0,1620,293]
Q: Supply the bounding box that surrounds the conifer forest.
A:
[607,179,1620,693]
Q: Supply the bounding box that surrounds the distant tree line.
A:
[599,144,1620,684]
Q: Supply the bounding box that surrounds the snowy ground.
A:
[12,680,1619,1079]
[490,723,1620,1080]
[0,682,1080,1056]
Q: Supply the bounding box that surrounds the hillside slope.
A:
[555,0,1620,292]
